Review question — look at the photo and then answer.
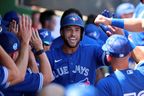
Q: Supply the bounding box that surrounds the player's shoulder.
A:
[80,44,102,50]
[46,47,63,61]
[97,74,117,87]
[79,44,103,56]
[52,36,63,42]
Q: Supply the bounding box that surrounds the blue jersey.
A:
[47,44,107,87]
[0,66,8,86]
[50,35,100,49]
[128,32,144,46]
[133,3,144,18]
[0,71,43,96]
[96,62,144,96]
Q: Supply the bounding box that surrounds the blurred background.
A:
[0,0,139,16]
[0,0,139,38]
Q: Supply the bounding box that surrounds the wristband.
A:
[35,49,44,56]
[111,19,124,29]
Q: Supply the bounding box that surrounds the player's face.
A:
[62,25,81,48]
[121,12,133,18]
[46,16,56,31]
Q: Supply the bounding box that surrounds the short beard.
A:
[62,37,80,48]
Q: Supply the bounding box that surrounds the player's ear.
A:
[106,55,112,62]
[10,51,19,61]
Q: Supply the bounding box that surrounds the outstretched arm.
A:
[31,28,54,86]
[0,46,19,85]
[10,15,32,85]
[131,46,144,64]
[94,14,144,32]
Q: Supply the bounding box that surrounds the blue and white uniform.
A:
[0,66,8,86]
[47,44,106,87]
[128,2,144,46]
[0,71,43,96]
[96,62,144,96]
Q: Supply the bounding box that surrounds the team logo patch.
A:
[126,70,133,75]
[77,78,90,86]
[119,54,124,58]
[13,43,18,50]
[40,31,49,38]
[70,17,78,22]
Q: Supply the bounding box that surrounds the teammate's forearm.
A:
[111,18,144,32]
[38,52,54,86]
[14,43,29,83]
[131,46,144,63]
[28,50,39,73]
[124,19,144,32]
[0,46,19,84]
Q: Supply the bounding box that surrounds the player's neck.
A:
[62,45,79,54]
[111,59,129,71]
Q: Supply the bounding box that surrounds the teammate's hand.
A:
[30,28,43,51]
[8,20,19,34]
[106,25,124,36]
[18,14,32,45]
[94,14,111,26]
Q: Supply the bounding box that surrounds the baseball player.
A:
[46,12,108,87]
[40,10,56,41]
[116,3,135,18]
[0,46,20,87]
[96,34,144,96]
[0,17,20,87]
[50,8,101,50]
[0,15,53,96]
[3,11,19,34]
[40,10,56,32]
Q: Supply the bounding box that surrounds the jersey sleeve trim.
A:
[4,82,10,88]
[38,73,44,92]
[1,66,8,85]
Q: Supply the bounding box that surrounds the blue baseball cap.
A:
[61,13,84,29]
[102,35,134,58]
[0,32,20,53]
[116,3,135,17]
[61,14,84,40]
[3,11,19,27]
[38,28,52,45]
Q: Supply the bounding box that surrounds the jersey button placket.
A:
[68,58,75,83]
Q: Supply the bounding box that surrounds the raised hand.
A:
[105,25,124,36]
[18,14,32,44]
[31,28,43,51]
[94,14,111,26]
